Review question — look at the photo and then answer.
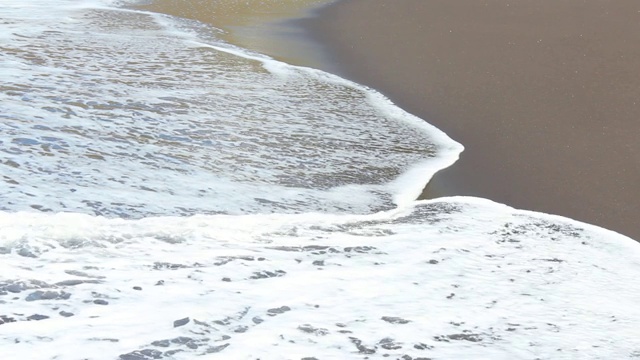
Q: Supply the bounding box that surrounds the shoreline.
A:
[136,0,336,72]
[303,0,640,240]
[138,0,639,241]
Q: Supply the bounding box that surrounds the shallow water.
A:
[1,1,639,359]
[1,0,459,217]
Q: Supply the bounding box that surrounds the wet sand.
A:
[137,0,335,70]
[306,0,640,240]
[140,0,639,240]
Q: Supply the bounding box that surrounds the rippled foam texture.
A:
[1,199,639,359]
[0,0,459,217]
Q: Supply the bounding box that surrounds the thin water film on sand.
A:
[1,1,639,359]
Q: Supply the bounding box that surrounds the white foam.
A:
[1,199,639,359]
[0,0,461,218]
[1,1,639,359]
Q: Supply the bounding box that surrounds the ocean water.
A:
[1,1,639,359]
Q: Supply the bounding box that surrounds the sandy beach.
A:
[4,2,640,357]
[305,0,640,240]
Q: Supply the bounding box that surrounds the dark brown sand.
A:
[305,0,640,240]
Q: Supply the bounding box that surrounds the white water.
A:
[1,1,639,359]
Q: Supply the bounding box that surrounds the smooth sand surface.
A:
[307,0,640,240]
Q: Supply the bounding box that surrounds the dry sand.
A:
[306,0,640,240]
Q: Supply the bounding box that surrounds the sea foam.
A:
[0,1,638,359]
